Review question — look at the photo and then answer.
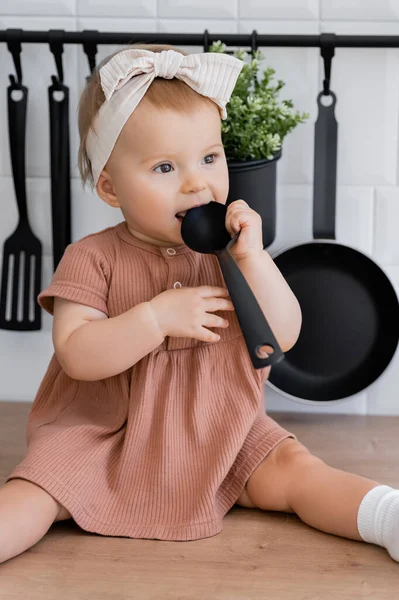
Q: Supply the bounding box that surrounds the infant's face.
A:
[104,99,229,246]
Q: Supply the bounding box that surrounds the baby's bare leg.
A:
[0,478,71,564]
[238,438,378,541]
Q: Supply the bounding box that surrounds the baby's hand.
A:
[225,200,263,261]
[149,286,234,343]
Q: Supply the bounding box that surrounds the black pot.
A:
[226,149,281,249]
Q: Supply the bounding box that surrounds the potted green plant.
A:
[209,41,308,248]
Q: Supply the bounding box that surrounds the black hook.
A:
[49,29,64,89]
[203,29,209,52]
[5,28,23,86]
[251,30,258,58]
[82,30,98,75]
[320,32,336,96]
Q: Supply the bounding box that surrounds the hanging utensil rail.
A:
[2,29,399,49]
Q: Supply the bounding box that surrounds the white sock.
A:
[357,484,399,562]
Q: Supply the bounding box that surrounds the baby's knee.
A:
[243,438,323,512]
[271,438,324,473]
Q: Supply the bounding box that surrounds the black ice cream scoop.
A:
[181,202,284,369]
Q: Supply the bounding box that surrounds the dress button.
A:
[166,248,177,256]
[173,281,182,289]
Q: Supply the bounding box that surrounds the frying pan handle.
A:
[313,91,338,240]
[216,248,284,369]
[49,80,71,271]
[7,79,28,224]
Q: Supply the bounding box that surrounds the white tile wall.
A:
[0,0,399,415]
[266,384,368,415]
[335,187,374,256]
[374,188,399,265]
[0,326,54,401]
[239,0,320,21]
[77,0,157,18]
[158,19,238,34]
[0,0,76,17]
[159,0,238,19]
[321,0,399,22]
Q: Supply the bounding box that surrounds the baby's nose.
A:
[181,172,207,195]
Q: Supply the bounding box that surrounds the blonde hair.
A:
[78,43,217,187]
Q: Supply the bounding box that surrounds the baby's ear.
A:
[96,170,121,208]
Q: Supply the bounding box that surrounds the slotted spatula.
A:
[0,75,42,330]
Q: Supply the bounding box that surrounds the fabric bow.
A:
[86,48,244,186]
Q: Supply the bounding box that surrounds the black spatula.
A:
[49,76,71,271]
[48,32,71,271]
[0,75,42,330]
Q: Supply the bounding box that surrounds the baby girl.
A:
[0,43,398,565]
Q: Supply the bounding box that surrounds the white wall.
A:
[0,0,398,415]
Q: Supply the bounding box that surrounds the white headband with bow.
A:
[86,48,244,186]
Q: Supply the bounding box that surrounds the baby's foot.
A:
[379,490,399,562]
[357,485,399,562]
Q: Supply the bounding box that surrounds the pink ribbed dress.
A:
[7,221,295,541]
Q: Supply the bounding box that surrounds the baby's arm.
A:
[52,298,164,381]
[236,252,302,353]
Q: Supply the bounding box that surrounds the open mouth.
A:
[175,202,212,222]
[175,211,187,222]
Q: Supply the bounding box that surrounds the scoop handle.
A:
[216,247,284,368]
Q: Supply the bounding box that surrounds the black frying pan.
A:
[268,89,399,402]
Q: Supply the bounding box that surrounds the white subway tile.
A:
[240,19,320,34]
[158,19,238,33]
[0,325,54,402]
[71,178,123,242]
[268,184,313,257]
[78,0,156,18]
[335,186,373,255]
[159,0,238,19]
[76,15,156,31]
[240,0,319,20]
[0,0,76,16]
[0,17,79,179]
[265,384,368,414]
[321,0,399,22]
[374,188,399,265]
[321,18,399,35]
